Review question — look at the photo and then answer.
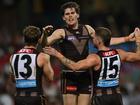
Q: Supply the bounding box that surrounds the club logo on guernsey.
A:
[67,36,76,40]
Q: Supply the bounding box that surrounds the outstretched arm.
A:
[117,49,140,62]
[43,47,99,71]
[85,25,135,45]
[110,32,135,45]
[118,28,140,62]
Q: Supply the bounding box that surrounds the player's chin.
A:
[68,22,76,26]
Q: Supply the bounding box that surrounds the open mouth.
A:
[69,18,74,22]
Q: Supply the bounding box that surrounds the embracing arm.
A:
[43,47,99,71]
[47,29,65,45]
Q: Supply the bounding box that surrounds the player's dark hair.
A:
[60,2,80,15]
[95,27,112,47]
[23,25,41,46]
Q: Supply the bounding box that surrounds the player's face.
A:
[63,8,79,27]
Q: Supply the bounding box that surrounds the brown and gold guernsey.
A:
[59,24,92,94]
[59,24,91,71]
[10,48,43,96]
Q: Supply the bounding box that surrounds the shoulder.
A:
[53,28,65,38]
[85,25,95,30]
[37,52,50,66]
[85,25,95,37]
[87,53,100,62]
[9,54,14,62]
[116,49,126,54]
[116,49,128,61]
[85,24,92,28]
[38,52,50,60]
[86,53,100,68]
[55,28,65,32]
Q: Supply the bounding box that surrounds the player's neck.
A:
[24,45,36,49]
[98,46,110,51]
[68,23,78,29]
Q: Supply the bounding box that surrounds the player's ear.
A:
[93,36,100,45]
[62,16,65,21]
[98,37,102,45]
[77,14,79,19]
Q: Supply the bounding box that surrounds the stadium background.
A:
[0,0,140,105]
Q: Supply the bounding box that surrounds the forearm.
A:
[47,36,56,45]
[40,36,56,46]
[110,36,129,45]
[56,53,77,71]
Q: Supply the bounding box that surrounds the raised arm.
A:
[41,25,65,46]
[43,47,99,71]
[47,29,65,45]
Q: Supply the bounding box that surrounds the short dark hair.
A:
[95,27,112,47]
[60,2,80,15]
[23,25,41,46]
